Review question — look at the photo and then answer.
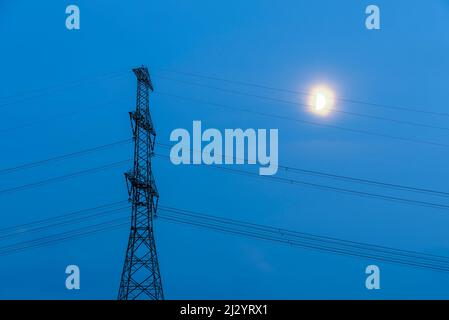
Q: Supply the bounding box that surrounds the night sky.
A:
[1,1,449,299]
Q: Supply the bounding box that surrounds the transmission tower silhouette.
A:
[118,66,164,300]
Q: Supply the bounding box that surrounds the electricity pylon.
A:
[118,66,164,300]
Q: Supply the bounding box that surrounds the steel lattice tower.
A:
[118,66,164,300]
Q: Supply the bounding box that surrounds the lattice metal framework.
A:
[118,66,164,300]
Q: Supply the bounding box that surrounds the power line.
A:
[2,201,449,274]
[3,137,449,214]
[153,67,449,118]
[0,206,129,241]
[154,74,449,130]
[0,200,128,234]
[154,153,449,212]
[156,207,449,272]
[11,199,447,265]
[0,217,130,257]
[5,200,449,265]
[157,214,449,273]
[153,74,449,132]
[6,81,448,152]
[0,70,128,110]
[155,91,449,149]
[0,159,130,196]
[158,206,449,264]
[0,139,131,175]
[274,167,449,198]
[2,137,449,204]
[156,142,449,198]
[0,97,129,136]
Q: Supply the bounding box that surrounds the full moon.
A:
[308,85,335,116]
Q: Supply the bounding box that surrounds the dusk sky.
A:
[1,1,449,299]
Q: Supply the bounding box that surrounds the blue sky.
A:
[1,0,449,299]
